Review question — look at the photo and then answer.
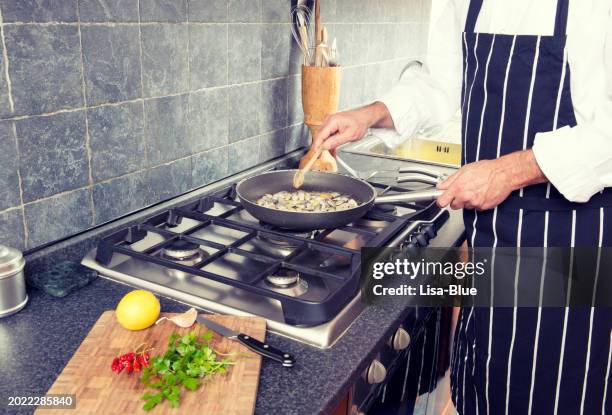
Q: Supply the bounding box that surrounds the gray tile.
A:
[386,0,404,22]
[336,0,362,22]
[5,25,84,115]
[260,78,287,133]
[0,208,25,251]
[351,24,372,65]
[366,24,387,62]
[259,128,287,162]
[145,158,192,204]
[141,24,189,96]
[192,146,228,187]
[0,0,77,22]
[262,0,290,23]
[0,122,21,211]
[189,89,228,153]
[364,62,383,103]
[228,24,261,83]
[286,123,309,152]
[16,112,89,202]
[188,0,227,22]
[421,0,432,22]
[228,0,260,22]
[78,0,139,22]
[0,42,12,118]
[365,0,385,22]
[322,0,337,22]
[139,0,187,22]
[88,102,145,181]
[145,95,189,165]
[287,74,303,124]
[24,188,93,248]
[406,0,424,22]
[288,32,305,75]
[228,83,259,142]
[418,22,429,56]
[227,136,259,174]
[327,24,354,66]
[261,23,290,79]
[340,66,365,110]
[92,171,147,224]
[189,24,227,89]
[397,23,421,58]
[81,26,142,105]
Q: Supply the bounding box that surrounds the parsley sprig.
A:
[140,330,233,411]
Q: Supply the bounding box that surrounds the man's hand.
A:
[437,150,548,210]
[312,102,394,152]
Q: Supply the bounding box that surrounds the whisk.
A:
[290,4,313,65]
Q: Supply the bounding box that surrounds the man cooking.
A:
[313,0,611,414]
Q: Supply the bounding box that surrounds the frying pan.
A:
[236,170,443,231]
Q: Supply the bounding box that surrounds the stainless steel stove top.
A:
[82,151,464,348]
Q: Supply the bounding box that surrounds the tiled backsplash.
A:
[0,0,430,251]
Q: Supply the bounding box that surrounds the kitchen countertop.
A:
[1,272,425,415]
[0,152,465,415]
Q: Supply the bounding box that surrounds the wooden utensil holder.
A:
[300,65,341,172]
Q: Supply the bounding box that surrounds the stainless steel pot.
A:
[0,244,27,317]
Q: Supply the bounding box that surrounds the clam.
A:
[256,190,359,213]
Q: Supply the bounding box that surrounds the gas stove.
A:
[82,152,464,348]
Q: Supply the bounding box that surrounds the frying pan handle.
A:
[396,174,442,186]
[374,189,444,204]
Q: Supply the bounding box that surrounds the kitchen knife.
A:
[197,315,295,367]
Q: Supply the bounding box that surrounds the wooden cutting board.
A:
[36,312,266,415]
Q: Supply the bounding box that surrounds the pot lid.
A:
[0,244,25,278]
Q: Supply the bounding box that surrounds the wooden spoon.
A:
[293,146,323,189]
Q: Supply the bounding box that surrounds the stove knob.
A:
[415,232,429,247]
[402,236,419,250]
[422,224,437,239]
[390,327,411,351]
[405,241,419,249]
[365,360,387,385]
[417,226,432,242]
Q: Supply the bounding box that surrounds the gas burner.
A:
[265,269,308,297]
[257,230,317,249]
[355,204,398,228]
[162,240,202,260]
[161,240,208,277]
[371,203,398,215]
[354,217,388,228]
[267,269,300,287]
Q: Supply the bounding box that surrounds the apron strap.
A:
[464,0,484,33]
[554,0,570,37]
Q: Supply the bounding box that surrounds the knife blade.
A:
[197,315,295,367]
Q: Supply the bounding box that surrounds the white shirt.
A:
[377,0,612,203]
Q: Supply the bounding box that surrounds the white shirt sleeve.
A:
[374,0,464,148]
[532,6,612,203]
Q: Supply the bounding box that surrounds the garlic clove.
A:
[155,307,198,328]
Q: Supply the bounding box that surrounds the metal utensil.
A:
[336,155,447,184]
[0,245,27,318]
[197,315,295,367]
[328,38,339,66]
[290,5,313,65]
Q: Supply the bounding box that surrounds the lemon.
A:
[115,290,160,330]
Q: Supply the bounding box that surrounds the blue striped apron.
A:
[451,1,612,414]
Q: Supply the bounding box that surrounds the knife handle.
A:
[236,334,295,367]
